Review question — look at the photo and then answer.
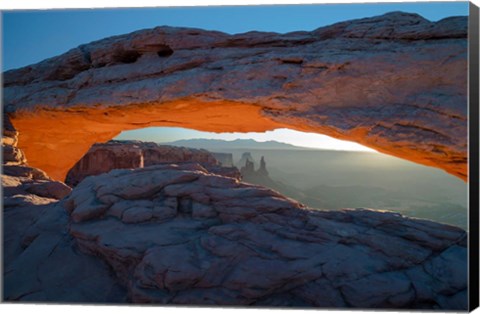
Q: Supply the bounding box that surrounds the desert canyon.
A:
[2,12,469,309]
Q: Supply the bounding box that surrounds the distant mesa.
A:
[65,140,282,188]
[66,140,292,205]
[65,140,240,186]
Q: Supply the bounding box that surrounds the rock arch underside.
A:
[4,12,468,182]
[2,12,470,309]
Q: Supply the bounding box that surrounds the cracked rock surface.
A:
[62,163,467,309]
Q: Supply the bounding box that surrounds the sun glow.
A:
[115,127,377,152]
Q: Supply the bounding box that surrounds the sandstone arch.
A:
[3,12,468,182]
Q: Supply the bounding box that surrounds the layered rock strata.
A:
[3,12,468,181]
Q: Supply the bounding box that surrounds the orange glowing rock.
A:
[4,12,468,182]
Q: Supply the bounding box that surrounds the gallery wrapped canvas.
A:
[1,0,479,311]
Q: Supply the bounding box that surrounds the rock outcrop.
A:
[241,155,269,180]
[258,156,269,177]
[2,120,468,307]
[65,140,237,186]
[3,12,467,181]
[237,152,256,169]
[3,116,126,303]
[238,154,300,201]
[2,115,71,205]
[65,141,144,186]
[59,163,467,309]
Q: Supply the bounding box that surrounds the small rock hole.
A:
[157,45,174,57]
[113,50,142,64]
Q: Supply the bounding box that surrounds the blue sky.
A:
[2,2,469,71]
[1,1,470,150]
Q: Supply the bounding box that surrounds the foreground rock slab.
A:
[62,164,467,309]
[4,12,467,181]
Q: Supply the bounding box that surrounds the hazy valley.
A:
[165,139,468,229]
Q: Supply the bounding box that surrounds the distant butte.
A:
[3,12,467,181]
